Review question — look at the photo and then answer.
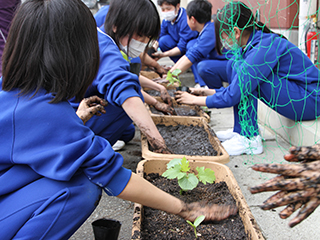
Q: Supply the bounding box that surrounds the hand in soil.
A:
[76,96,107,124]
[250,144,320,227]
[178,201,238,222]
[148,137,173,154]
[154,101,176,115]
[159,88,173,106]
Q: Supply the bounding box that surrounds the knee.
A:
[197,62,208,77]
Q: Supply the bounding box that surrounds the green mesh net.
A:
[214,0,320,162]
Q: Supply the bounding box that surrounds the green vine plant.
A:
[186,215,205,239]
[166,69,182,87]
[162,157,216,194]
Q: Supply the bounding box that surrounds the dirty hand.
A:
[250,145,320,227]
[175,91,196,105]
[76,96,107,124]
[190,88,216,96]
[148,137,173,154]
[159,88,173,106]
[152,51,165,60]
[155,64,168,77]
[154,101,175,115]
[178,201,238,222]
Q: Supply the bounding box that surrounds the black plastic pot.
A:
[176,86,191,93]
[91,218,121,240]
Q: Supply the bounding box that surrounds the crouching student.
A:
[175,1,320,155]
[168,0,229,89]
[0,0,238,239]
[152,0,198,64]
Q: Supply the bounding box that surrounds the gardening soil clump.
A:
[141,173,247,240]
[145,89,176,97]
[150,124,217,156]
[150,105,199,116]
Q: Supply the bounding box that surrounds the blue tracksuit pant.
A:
[159,35,183,63]
[197,59,229,89]
[0,168,101,240]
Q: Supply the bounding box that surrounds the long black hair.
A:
[214,1,285,54]
[2,0,100,103]
[105,0,160,53]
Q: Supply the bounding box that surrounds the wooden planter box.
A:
[141,116,229,164]
[131,159,264,240]
[146,97,210,123]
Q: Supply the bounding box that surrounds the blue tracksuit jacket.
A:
[206,30,320,135]
[70,27,143,145]
[159,7,198,55]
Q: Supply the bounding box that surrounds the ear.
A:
[176,3,180,10]
[112,26,117,33]
[234,27,241,41]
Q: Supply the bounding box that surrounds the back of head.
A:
[105,0,160,49]
[2,0,100,103]
[186,0,212,24]
[157,0,180,7]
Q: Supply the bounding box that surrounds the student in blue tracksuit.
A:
[169,0,229,88]
[91,1,174,151]
[0,0,237,239]
[175,1,320,155]
[71,0,175,153]
[152,0,198,63]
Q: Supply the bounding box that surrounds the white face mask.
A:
[127,38,148,58]
[161,9,177,21]
[221,33,239,51]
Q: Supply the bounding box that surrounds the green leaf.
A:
[180,156,190,173]
[196,167,216,185]
[178,173,199,191]
[172,69,182,76]
[194,215,205,227]
[166,158,182,169]
[186,220,194,228]
[162,165,185,179]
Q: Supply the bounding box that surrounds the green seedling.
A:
[162,157,216,194]
[166,69,182,86]
[186,215,205,239]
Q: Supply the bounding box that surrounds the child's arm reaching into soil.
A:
[118,173,238,222]
[250,144,320,227]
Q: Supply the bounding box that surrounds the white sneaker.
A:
[112,140,125,151]
[216,128,237,142]
[222,134,263,156]
[194,83,201,88]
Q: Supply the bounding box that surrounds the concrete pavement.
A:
[70,58,320,240]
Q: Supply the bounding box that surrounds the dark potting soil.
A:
[151,124,217,156]
[145,89,176,97]
[140,173,247,240]
[150,105,199,117]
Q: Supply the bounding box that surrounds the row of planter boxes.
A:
[131,84,264,239]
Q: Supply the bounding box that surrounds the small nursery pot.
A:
[147,47,157,59]
[91,218,121,240]
[176,86,190,93]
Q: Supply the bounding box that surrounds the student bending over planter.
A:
[70,0,174,153]
[0,0,237,239]
[175,1,320,156]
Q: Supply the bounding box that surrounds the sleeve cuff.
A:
[104,167,132,196]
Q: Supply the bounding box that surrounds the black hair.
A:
[157,0,180,7]
[2,0,100,103]
[186,0,212,24]
[214,1,286,54]
[105,0,160,53]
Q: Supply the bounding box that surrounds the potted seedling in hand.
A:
[186,215,205,239]
[162,157,216,195]
[166,69,190,92]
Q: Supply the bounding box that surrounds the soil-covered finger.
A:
[289,196,320,227]
[250,176,315,193]
[261,189,316,210]
[251,163,306,176]
[288,144,320,161]
[279,202,303,219]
